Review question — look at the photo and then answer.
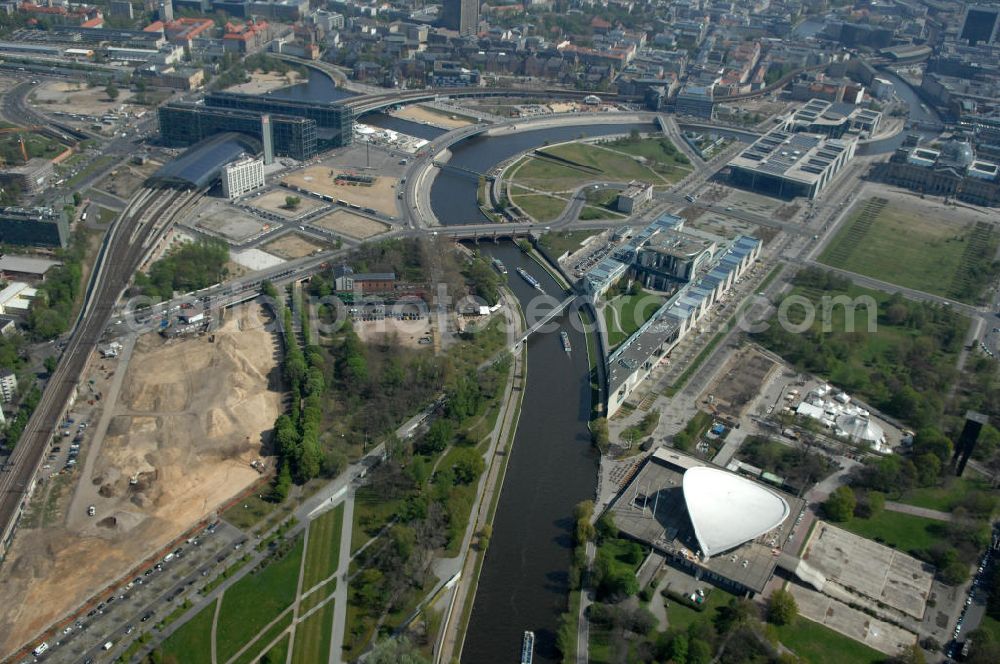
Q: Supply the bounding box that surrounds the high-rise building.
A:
[261,114,274,165]
[158,0,174,22]
[443,0,479,36]
[0,369,17,403]
[953,411,989,476]
[221,156,265,199]
[961,5,1000,44]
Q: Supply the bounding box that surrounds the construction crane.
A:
[0,126,43,167]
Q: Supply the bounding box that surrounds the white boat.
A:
[521,631,534,664]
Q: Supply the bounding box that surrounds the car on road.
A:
[140,612,153,622]
[88,505,96,517]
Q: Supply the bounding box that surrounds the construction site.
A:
[0,303,283,657]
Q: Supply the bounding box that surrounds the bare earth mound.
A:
[0,304,283,658]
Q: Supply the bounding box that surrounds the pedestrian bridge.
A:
[513,293,578,349]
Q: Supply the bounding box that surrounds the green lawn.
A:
[66,154,118,189]
[216,536,305,662]
[975,614,1000,642]
[899,475,990,512]
[837,511,942,556]
[604,136,692,182]
[663,587,735,632]
[539,230,600,257]
[604,290,664,347]
[261,633,290,664]
[96,206,118,225]
[290,599,336,664]
[775,616,884,664]
[302,504,344,591]
[818,197,998,303]
[160,601,215,664]
[754,269,968,430]
[222,493,281,531]
[299,577,336,614]
[510,191,569,223]
[231,612,293,664]
[579,205,624,221]
[510,140,675,195]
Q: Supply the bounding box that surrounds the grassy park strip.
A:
[216,537,304,661]
[290,599,336,664]
[301,504,344,591]
[160,602,214,664]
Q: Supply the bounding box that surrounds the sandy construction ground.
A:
[0,305,283,658]
[390,105,473,129]
[94,160,161,199]
[282,166,399,217]
[262,232,329,259]
[354,316,433,349]
[31,80,136,117]
[312,209,388,239]
[225,70,302,95]
[249,189,325,218]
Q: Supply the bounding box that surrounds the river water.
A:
[461,244,596,663]
[431,122,656,224]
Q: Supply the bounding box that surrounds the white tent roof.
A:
[682,466,791,558]
[835,413,885,444]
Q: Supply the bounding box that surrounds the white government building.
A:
[221,156,265,199]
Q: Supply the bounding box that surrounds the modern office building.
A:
[442,0,479,36]
[221,156,265,199]
[158,103,317,160]
[675,84,715,119]
[0,207,69,248]
[961,5,1000,45]
[727,128,857,200]
[783,98,882,138]
[204,91,354,148]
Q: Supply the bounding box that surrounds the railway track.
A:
[0,186,198,565]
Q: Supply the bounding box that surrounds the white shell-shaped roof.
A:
[682,466,791,558]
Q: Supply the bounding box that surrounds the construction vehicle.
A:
[0,125,43,166]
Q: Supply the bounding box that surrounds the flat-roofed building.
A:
[0,282,38,317]
[616,181,654,213]
[221,155,265,199]
[727,128,857,200]
[0,207,69,248]
[0,255,61,282]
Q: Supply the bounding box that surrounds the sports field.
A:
[819,197,998,303]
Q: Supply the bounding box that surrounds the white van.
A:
[103,640,114,650]
[33,643,49,656]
